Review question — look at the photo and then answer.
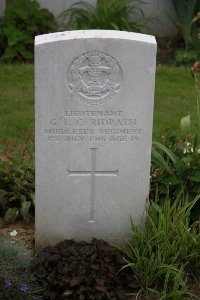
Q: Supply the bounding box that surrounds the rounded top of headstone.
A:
[35,30,156,46]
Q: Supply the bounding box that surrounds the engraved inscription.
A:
[68,148,118,222]
[67,50,122,105]
[44,110,144,143]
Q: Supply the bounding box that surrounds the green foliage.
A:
[170,0,200,49]
[151,131,200,223]
[0,65,197,143]
[3,207,19,224]
[174,50,199,66]
[191,62,200,133]
[151,129,200,199]
[121,193,200,299]
[0,0,57,62]
[20,201,32,224]
[0,238,42,299]
[151,61,200,222]
[58,0,151,32]
[0,135,35,224]
[0,64,34,144]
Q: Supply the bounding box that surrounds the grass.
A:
[0,64,198,144]
[0,64,199,299]
[154,66,198,139]
[0,238,42,299]
[121,192,200,299]
[0,64,34,144]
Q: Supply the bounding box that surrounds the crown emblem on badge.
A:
[67,50,122,105]
[88,51,102,65]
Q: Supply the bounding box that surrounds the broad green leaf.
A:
[20,201,31,223]
[0,189,7,209]
[193,133,199,150]
[4,207,19,224]
[153,142,179,163]
[189,171,200,182]
[19,47,33,60]
[171,0,198,47]
[151,147,172,174]
[31,193,35,205]
[20,201,31,213]
[152,142,183,168]
[165,175,183,185]
[181,115,191,137]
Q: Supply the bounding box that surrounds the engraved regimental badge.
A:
[67,50,122,105]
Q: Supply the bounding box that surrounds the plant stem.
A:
[197,91,200,133]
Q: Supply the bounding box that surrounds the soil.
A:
[0,221,35,251]
[0,222,200,299]
[34,238,139,299]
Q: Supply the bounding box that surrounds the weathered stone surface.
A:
[35,30,157,247]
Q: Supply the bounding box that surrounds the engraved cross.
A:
[68,148,118,222]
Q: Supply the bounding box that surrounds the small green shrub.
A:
[121,192,200,299]
[0,135,34,224]
[151,129,200,210]
[0,238,42,300]
[174,50,199,66]
[0,0,57,62]
[151,61,200,221]
[58,0,151,32]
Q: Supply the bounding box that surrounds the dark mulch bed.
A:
[1,223,199,299]
[34,238,139,300]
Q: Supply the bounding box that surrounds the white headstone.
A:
[35,30,157,247]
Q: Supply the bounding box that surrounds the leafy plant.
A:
[191,12,200,53]
[151,130,200,205]
[58,0,151,33]
[34,238,135,299]
[174,50,199,66]
[0,134,35,224]
[191,61,200,133]
[151,61,200,221]
[0,0,57,62]
[121,192,200,299]
[170,0,200,49]
[0,238,42,300]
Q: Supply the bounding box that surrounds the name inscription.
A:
[43,110,143,143]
